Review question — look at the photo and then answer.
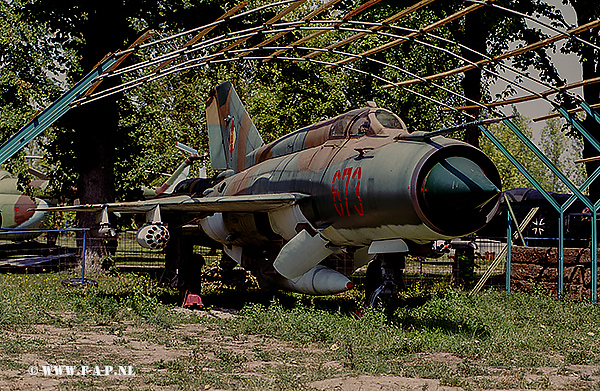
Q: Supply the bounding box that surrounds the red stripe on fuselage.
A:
[14,196,35,225]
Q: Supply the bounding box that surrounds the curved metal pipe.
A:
[74,6,599,125]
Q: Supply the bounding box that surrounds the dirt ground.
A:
[2,307,599,391]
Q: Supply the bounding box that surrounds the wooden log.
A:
[533,102,600,122]
[236,0,343,58]
[153,1,248,72]
[442,76,600,112]
[82,29,156,98]
[220,0,309,53]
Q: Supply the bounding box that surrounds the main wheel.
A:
[364,253,406,313]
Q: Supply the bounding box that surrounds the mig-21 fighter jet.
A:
[41,81,502,305]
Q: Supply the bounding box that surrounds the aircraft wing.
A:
[36,193,309,214]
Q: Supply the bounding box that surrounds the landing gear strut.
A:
[365,253,406,312]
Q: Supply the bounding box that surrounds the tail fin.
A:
[206,81,264,172]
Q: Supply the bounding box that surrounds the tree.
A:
[11,0,224,267]
[0,0,71,184]
[540,116,586,193]
[561,0,600,201]
[480,109,549,190]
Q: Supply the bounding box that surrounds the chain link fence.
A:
[0,230,508,291]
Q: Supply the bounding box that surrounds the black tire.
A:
[365,256,382,305]
[364,253,406,313]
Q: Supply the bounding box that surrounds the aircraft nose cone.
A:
[419,156,501,235]
[422,156,500,210]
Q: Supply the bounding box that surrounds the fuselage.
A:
[0,170,49,240]
[200,107,501,250]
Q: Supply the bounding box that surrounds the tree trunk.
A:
[70,1,126,265]
[569,0,600,202]
[459,12,488,148]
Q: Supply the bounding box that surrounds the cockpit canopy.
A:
[328,108,406,139]
[249,106,408,166]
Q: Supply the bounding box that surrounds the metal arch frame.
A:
[71,16,596,122]
[67,0,600,106]
[4,0,600,301]
[0,55,118,165]
[68,21,566,113]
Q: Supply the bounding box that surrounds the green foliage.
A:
[0,0,70,132]
[0,0,595,202]
[480,108,586,192]
[0,0,76,189]
[540,115,586,192]
[3,272,600,389]
[118,70,209,195]
[480,109,549,190]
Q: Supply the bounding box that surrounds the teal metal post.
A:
[579,101,600,126]
[561,167,600,212]
[558,212,564,299]
[561,103,600,303]
[0,55,117,165]
[81,229,87,283]
[506,209,512,295]
[594,209,598,304]
[502,118,593,209]
[479,125,561,210]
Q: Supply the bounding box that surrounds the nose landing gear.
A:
[365,252,406,313]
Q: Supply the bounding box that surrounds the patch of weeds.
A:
[252,347,273,362]
[566,349,594,365]
[71,290,122,325]
[524,375,551,389]
[214,350,247,372]
[54,378,134,391]
[153,359,185,371]
[402,361,453,380]
[341,336,357,369]
[112,337,129,346]
[148,357,272,390]
[106,323,126,336]
[457,360,489,377]
[557,366,577,376]
[395,291,489,339]
[59,332,79,344]
[0,358,21,370]
[0,336,44,355]
[124,288,160,319]
[145,312,175,329]
[255,358,340,388]
[439,373,465,388]
[181,335,198,346]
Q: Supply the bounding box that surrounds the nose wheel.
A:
[365,253,406,312]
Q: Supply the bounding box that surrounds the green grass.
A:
[1,271,600,390]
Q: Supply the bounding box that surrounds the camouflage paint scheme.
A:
[202,82,500,248]
[0,170,49,239]
[40,81,501,296]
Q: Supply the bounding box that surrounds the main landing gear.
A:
[365,253,406,313]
